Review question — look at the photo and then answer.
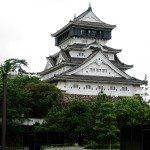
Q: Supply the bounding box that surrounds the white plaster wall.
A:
[133,85,143,95]
[59,37,107,49]
[57,81,139,96]
[69,49,92,58]
[75,62,122,77]
[57,81,67,91]
[42,66,71,80]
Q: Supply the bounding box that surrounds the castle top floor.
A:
[51,4,116,49]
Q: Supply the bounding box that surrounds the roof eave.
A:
[52,77,145,85]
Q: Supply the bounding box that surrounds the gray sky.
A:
[0,0,150,85]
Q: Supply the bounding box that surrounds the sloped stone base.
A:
[64,93,96,102]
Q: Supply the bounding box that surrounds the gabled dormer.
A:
[52,4,116,49]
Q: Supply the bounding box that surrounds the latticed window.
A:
[79,52,84,56]
[97,69,101,72]
[110,86,115,90]
[91,30,96,36]
[90,68,95,72]
[86,85,91,89]
[122,87,128,91]
[98,86,103,91]
[73,84,78,88]
[81,29,86,35]
[102,69,107,73]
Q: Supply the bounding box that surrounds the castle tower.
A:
[40,5,146,97]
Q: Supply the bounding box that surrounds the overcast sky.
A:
[0,0,150,85]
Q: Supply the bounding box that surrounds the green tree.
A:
[64,99,93,145]
[115,96,150,126]
[39,99,93,145]
[1,75,40,124]
[0,58,28,150]
[26,82,63,118]
[94,99,119,149]
[37,106,65,131]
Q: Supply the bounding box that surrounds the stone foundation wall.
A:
[64,93,96,102]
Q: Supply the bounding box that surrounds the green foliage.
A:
[0,75,40,125]
[64,99,93,145]
[94,96,119,149]
[84,141,100,149]
[37,106,65,131]
[115,96,150,126]
[38,94,150,148]
[0,58,28,76]
[0,75,64,128]
[26,82,63,118]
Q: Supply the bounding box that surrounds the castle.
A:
[40,4,145,97]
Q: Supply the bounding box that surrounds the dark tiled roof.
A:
[65,43,86,50]
[111,60,133,70]
[52,20,116,37]
[113,55,133,70]
[60,50,70,62]
[72,20,116,29]
[51,74,146,85]
[103,45,122,53]
[46,56,55,66]
[44,46,131,75]
[52,6,116,37]
[39,62,75,76]
[65,43,121,54]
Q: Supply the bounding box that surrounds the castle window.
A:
[90,68,95,72]
[97,69,101,72]
[73,84,78,88]
[122,87,128,91]
[102,69,107,73]
[91,30,96,36]
[86,85,91,89]
[110,86,115,90]
[88,30,91,35]
[79,52,84,56]
[98,86,103,91]
[82,39,87,43]
[81,29,86,35]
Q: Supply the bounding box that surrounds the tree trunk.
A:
[108,139,112,150]
[2,73,7,150]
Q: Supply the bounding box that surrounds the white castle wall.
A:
[57,81,142,96]
[59,37,107,49]
[75,62,121,77]
[69,49,92,58]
